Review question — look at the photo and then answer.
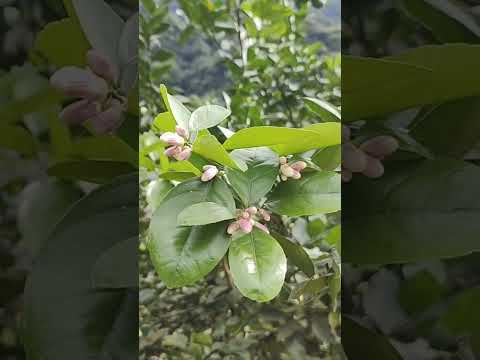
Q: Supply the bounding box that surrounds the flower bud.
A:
[290,161,307,172]
[175,126,189,139]
[254,222,270,234]
[281,175,288,182]
[50,66,108,101]
[259,209,271,222]
[59,99,100,125]
[246,207,258,215]
[90,100,124,134]
[280,164,294,177]
[279,156,288,165]
[238,218,253,233]
[160,132,185,146]
[241,211,250,219]
[227,222,240,235]
[291,170,302,180]
[175,147,192,161]
[201,165,219,182]
[164,146,181,157]
[86,49,118,83]
[360,136,399,160]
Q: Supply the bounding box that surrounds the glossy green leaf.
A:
[177,202,235,226]
[145,179,173,210]
[148,179,234,287]
[192,134,244,170]
[224,125,340,154]
[160,84,191,130]
[403,0,480,43]
[226,147,279,206]
[410,96,480,157]
[228,228,287,302]
[48,160,135,183]
[23,175,137,360]
[71,0,124,66]
[344,45,480,121]
[267,171,341,216]
[343,317,403,360]
[190,105,231,131]
[91,236,138,289]
[70,135,138,167]
[153,111,176,133]
[312,145,341,170]
[343,159,480,264]
[0,125,37,155]
[17,179,83,258]
[272,232,314,277]
[303,97,341,121]
[33,18,90,67]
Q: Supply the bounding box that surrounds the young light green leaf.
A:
[267,171,341,216]
[160,84,191,130]
[303,97,341,121]
[71,0,124,66]
[228,228,287,302]
[192,134,245,170]
[177,202,235,226]
[190,105,231,131]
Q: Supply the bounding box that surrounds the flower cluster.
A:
[227,207,271,235]
[160,126,192,161]
[50,49,125,134]
[279,157,307,181]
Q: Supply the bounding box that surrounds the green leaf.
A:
[343,317,403,360]
[160,84,191,130]
[303,97,341,121]
[33,18,90,67]
[17,179,83,258]
[153,111,176,133]
[0,125,37,155]
[272,232,315,277]
[226,147,279,206]
[177,202,235,226]
[192,134,244,170]
[71,0,124,66]
[48,160,135,183]
[224,125,341,154]
[343,159,480,264]
[23,175,137,360]
[148,178,234,287]
[145,179,173,210]
[190,105,231,131]
[91,236,138,289]
[344,45,480,121]
[403,0,480,43]
[70,135,138,167]
[289,277,329,302]
[410,96,480,157]
[48,112,72,161]
[118,13,138,67]
[324,225,341,252]
[312,145,341,170]
[228,228,287,302]
[267,171,341,216]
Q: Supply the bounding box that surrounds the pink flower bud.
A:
[86,49,118,83]
[281,175,288,182]
[246,207,258,215]
[59,99,100,125]
[238,218,253,234]
[201,165,219,182]
[241,211,250,219]
[90,100,124,134]
[290,161,307,172]
[280,164,294,177]
[174,147,192,161]
[160,132,185,146]
[164,146,181,157]
[227,221,240,235]
[254,222,270,234]
[259,209,271,222]
[50,66,109,101]
[291,170,302,180]
[279,156,288,165]
[175,126,189,139]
